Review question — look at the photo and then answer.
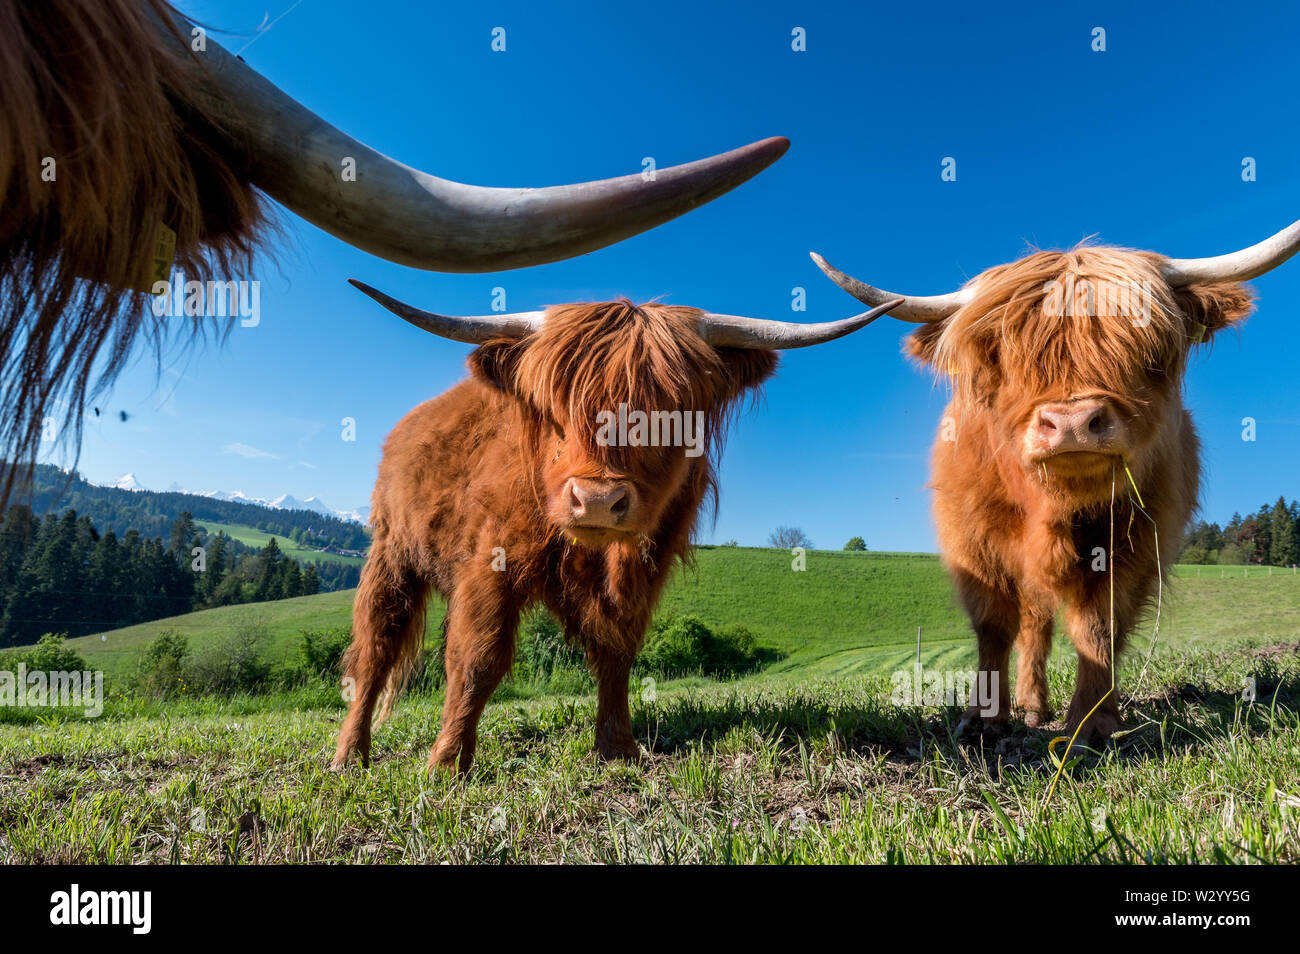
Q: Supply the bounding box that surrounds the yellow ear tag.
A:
[1190,321,1206,343]
[133,222,176,293]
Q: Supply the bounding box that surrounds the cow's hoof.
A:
[596,736,644,763]
[1022,708,1052,729]
[957,713,1008,742]
[427,737,472,776]
[427,750,466,776]
[1065,708,1121,747]
[1067,739,1096,759]
[1052,735,1103,764]
[329,747,368,771]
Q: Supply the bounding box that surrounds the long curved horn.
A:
[155,9,789,273]
[699,299,904,349]
[1161,218,1300,286]
[809,253,971,323]
[348,280,542,342]
[349,279,902,349]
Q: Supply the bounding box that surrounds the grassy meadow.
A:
[195,521,366,567]
[1,548,1298,863]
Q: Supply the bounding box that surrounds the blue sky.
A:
[68,0,1300,549]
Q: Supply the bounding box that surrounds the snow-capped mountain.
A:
[333,505,371,525]
[268,494,335,518]
[112,473,145,492]
[260,493,370,525]
[94,476,368,524]
[202,489,271,507]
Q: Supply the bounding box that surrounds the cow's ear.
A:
[467,339,528,392]
[905,320,946,367]
[719,350,779,401]
[1173,282,1255,344]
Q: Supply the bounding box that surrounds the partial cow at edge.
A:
[332,284,901,773]
[0,0,787,503]
[814,219,1300,745]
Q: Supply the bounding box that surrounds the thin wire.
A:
[233,0,308,56]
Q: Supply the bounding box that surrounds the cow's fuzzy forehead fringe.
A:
[512,300,774,466]
[931,247,1192,399]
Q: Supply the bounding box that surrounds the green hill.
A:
[57,548,1300,679]
[195,521,366,567]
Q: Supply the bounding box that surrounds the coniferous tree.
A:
[255,537,284,602]
[281,560,303,599]
[199,531,229,606]
[86,530,123,629]
[1254,504,1273,566]
[1269,496,1297,566]
[169,511,195,559]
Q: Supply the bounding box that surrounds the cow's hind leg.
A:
[332,551,429,770]
[428,583,519,775]
[1015,608,1055,727]
[951,569,1017,740]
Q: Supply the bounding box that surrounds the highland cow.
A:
[332,283,901,772]
[814,219,1300,744]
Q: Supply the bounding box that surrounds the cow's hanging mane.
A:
[905,246,1258,446]
[915,248,1228,391]
[0,0,267,504]
[489,300,776,471]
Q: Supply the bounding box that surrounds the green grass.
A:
[52,549,1300,682]
[1,641,1296,863]
[56,589,362,677]
[3,548,1299,864]
[196,521,366,567]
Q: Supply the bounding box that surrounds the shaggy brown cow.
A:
[332,284,901,772]
[813,219,1300,744]
[0,0,786,504]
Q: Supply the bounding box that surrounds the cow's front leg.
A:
[586,643,641,761]
[1062,602,1125,745]
[1014,606,1055,728]
[951,570,1016,739]
[428,578,520,775]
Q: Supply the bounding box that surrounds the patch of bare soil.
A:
[7,752,65,778]
[1252,641,1300,660]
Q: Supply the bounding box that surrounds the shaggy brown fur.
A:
[910,246,1253,743]
[332,301,776,773]
[0,0,265,505]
